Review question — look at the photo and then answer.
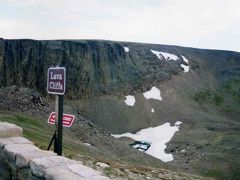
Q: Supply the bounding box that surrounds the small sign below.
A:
[47,67,66,95]
[48,112,75,127]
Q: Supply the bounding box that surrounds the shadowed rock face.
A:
[0,39,198,99]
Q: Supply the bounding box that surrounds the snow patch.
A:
[150,50,162,59]
[174,121,182,126]
[112,122,182,162]
[181,149,186,153]
[124,47,129,52]
[143,86,162,101]
[125,95,135,106]
[160,51,178,61]
[181,55,189,64]
[181,64,189,73]
[151,108,155,113]
[180,55,190,73]
[84,143,91,146]
[151,50,178,61]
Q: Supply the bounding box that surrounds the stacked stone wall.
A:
[0,121,109,180]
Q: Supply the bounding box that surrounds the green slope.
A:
[0,111,90,159]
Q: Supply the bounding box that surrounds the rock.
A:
[0,121,109,179]
[96,162,110,168]
[30,156,110,179]
[29,156,76,177]
[0,136,32,150]
[9,136,33,144]
[0,122,23,138]
[67,163,110,179]
[3,143,39,162]
[16,150,56,168]
[0,39,184,99]
[0,155,11,179]
[44,166,82,179]
[9,86,19,94]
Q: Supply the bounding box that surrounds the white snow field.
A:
[181,64,190,73]
[112,121,182,162]
[150,50,190,73]
[150,50,178,61]
[124,47,129,52]
[181,55,189,64]
[124,95,136,106]
[174,121,182,126]
[143,86,162,101]
[150,49,162,59]
[151,108,155,113]
[180,55,190,73]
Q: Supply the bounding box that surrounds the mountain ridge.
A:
[1,37,239,53]
[1,38,239,99]
[1,38,240,179]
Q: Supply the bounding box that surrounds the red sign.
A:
[48,112,75,127]
[47,67,66,95]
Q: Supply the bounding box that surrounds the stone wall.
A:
[0,121,109,180]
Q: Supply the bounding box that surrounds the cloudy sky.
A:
[0,0,240,51]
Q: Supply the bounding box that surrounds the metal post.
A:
[57,95,63,156]
[54,95,59,153]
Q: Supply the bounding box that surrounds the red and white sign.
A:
[47,67,66,95]
[48,112,75,127]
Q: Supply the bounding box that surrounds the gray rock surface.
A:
[30,155,109,179]
[3,144,39,161]
[0,121,110,179]
[0,39,186,99]
[30,156,76,177]
[0,121,23,138]
[0,136,32,146]
[16,150,56,168]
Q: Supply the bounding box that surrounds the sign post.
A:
[47,67,66,156]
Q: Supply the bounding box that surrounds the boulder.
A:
[0,122,23,138]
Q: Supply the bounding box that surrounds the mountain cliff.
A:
[1,38,239,97]
[0,38,198,98]
[1,38,240,179]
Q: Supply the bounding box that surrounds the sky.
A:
[0,0,240,52]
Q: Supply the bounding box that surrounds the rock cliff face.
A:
[1,38,240,131]
[0,38,200,98]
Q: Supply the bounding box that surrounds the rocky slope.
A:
[1,38,239,97]
[0,38,196,98]
[1,38,240,179]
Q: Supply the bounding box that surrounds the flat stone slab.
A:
[45,164,110,180]
[0,122,109,179]
[3,143,39,162]
[67,163,110,180]
[0,137,33,152]
[16,150,56,168]
[30,156,76,177]
[30,156,109,179]
[44,166,84,180]
[0,122,23,138]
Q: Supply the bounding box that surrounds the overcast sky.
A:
[0,0,239,51]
